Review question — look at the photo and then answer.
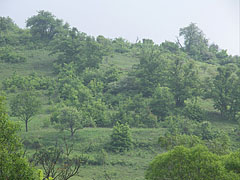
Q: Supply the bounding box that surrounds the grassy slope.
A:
[0,49,55,79]
[1,49,238,179]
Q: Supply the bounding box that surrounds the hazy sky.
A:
[1,0,239,55]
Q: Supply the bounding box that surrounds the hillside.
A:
[0,11,240,180]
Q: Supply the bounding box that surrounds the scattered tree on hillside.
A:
[179,23,210,61]
[33,143,87,180]
[110,122,133,152]
[10,91,41,132]
[133,43,168,96]
[168,55,200,107]
[26,10,67,41]
[150,85,175,120]
[50,106,84,137]
[50,27,104,73]
[212,66,240,120]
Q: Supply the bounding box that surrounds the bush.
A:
[183,101,205,122]
[163,116,219,141]
[163,116,197,135]
[158,134,203,150]
[110,122,133,152]
[0,46,26,63]
[224,150,240,174]
[22,139,42,150]
[2,73,52,91]
[87,149,108,165]
[146,145,239,180]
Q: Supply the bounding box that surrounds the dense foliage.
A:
[146,145,240,180]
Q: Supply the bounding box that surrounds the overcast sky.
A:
[1,0,239,55]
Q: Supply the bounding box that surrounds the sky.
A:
[0,0,239,55]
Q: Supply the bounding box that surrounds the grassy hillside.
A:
[1,47,239,179]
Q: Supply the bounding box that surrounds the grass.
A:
[2,48,240,179]
[103,53,139,71]
[0,49,55,88]
[18,122,163,179]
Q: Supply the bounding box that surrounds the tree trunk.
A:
[25,120,28,132]
[70,127,74,137]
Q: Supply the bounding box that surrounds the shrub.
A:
[224,150,240,174]
[183,101,205,122]
[158,134,203,150]
[110,122,133,152]
[146,145,239,180]
[0,46,26,63]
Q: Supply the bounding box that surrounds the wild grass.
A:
[2,48,239,179]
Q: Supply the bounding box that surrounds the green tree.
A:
[56,63,92,107]
[50,106,84,137]
[10,91,41,132]
[132,43,168,96]
[179,23,209,61]
[212,66,240,120]
[127,94,158,127]
[183,100,205,122]
[112,37,130,53]
[168,55,200,107]
[96,35,113,55]
[131,44,199,104]
[150,85,175,120]
[0,16,19,32]
[51,28,104,73]
[146,145,238,180]
[82,98,110,127]
[26,10,66,42]
[110,122,133,152]
[0,96,37,179]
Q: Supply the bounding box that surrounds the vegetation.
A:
[145,145,239,180]
[0,96,38,179]
[0,10,239,179]
[110,122,133,152]
[50,106,84,137]
[10,91,41,132]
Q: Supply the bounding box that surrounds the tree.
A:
[82,98,110,127]
[132,43,168,96]
[110,122,133,152]
[112,37,130,53]
[183,100,205,122]
[0,16,19,32]
[56,63,93,107]
[212,66,240,120]
[51,106,84,137]
[26,10,66,41]
[150,85,175,120]
[10,91,41,132]
[179,23,210,61]
[146,145,239,180]
[168,54,200,107]
[130,44,199,104]
[0,95,37,179]
[33,143,87,180]
[51,28,104,73]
